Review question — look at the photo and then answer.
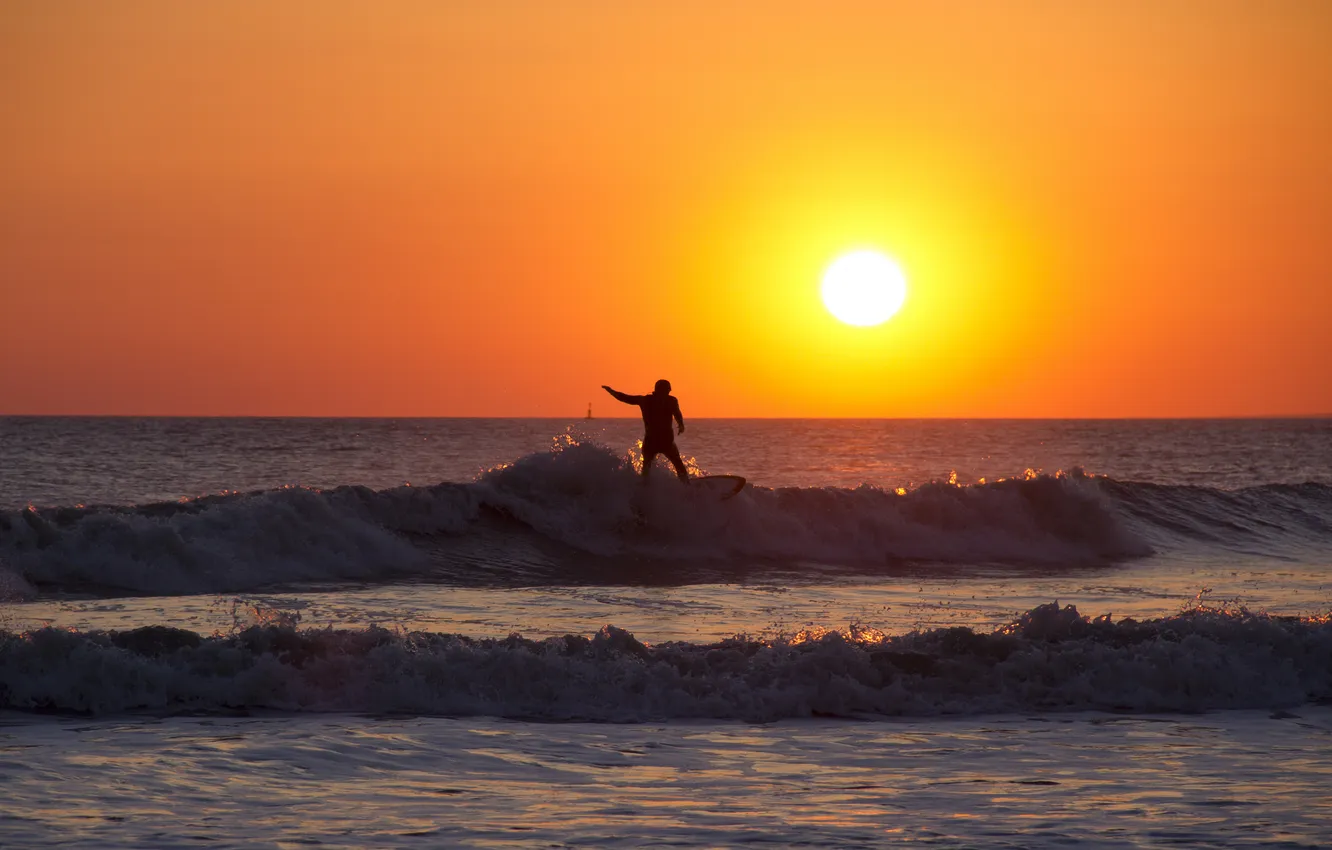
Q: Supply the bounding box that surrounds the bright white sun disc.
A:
[820,250,908,326]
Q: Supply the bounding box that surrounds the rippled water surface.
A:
[4,417,1330,508]
[3,417,1330,846]
[4,711,1330,849]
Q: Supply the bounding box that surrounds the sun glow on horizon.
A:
[820,250,909,327]
[2,4,1329,417]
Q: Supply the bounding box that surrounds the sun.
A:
[820,250,908,326]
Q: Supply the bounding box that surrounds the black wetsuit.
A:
[605,389,688,480]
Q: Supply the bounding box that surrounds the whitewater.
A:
[2,416,1330,847]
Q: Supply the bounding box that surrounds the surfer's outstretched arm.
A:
[673,398,685,434]
[601,385,641,405]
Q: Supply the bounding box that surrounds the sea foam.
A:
[3,603,1328,719]
[2,440,1328,597]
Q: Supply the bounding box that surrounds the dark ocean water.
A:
[2,417,1330,598]
[3,417,1330,847]
[0,415,1321,724]
[1,415,1329,719]
[4,417,1329,509]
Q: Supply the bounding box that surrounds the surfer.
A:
[602,380,689,483]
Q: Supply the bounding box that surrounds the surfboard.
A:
[690,474,746,501]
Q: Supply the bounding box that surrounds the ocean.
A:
[2,416,1330,847]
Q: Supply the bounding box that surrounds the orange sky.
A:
[3,1,1330,417]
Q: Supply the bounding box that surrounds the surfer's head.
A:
[654,379,671,395]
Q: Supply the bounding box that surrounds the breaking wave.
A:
[1,439,1329,598]
[3,603,1328,719]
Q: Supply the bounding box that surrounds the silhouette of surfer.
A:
[602,380,689,483]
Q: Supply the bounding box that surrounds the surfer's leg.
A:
[663,444,689,483]
[640,446,658,478]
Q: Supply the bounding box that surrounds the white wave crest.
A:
[27,438,1332,598]
[3,604,1328,719]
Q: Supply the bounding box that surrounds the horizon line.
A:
[1,413,1329,421]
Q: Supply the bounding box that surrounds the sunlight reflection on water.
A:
[10,557,1329,642]
[3,710,1329,848]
